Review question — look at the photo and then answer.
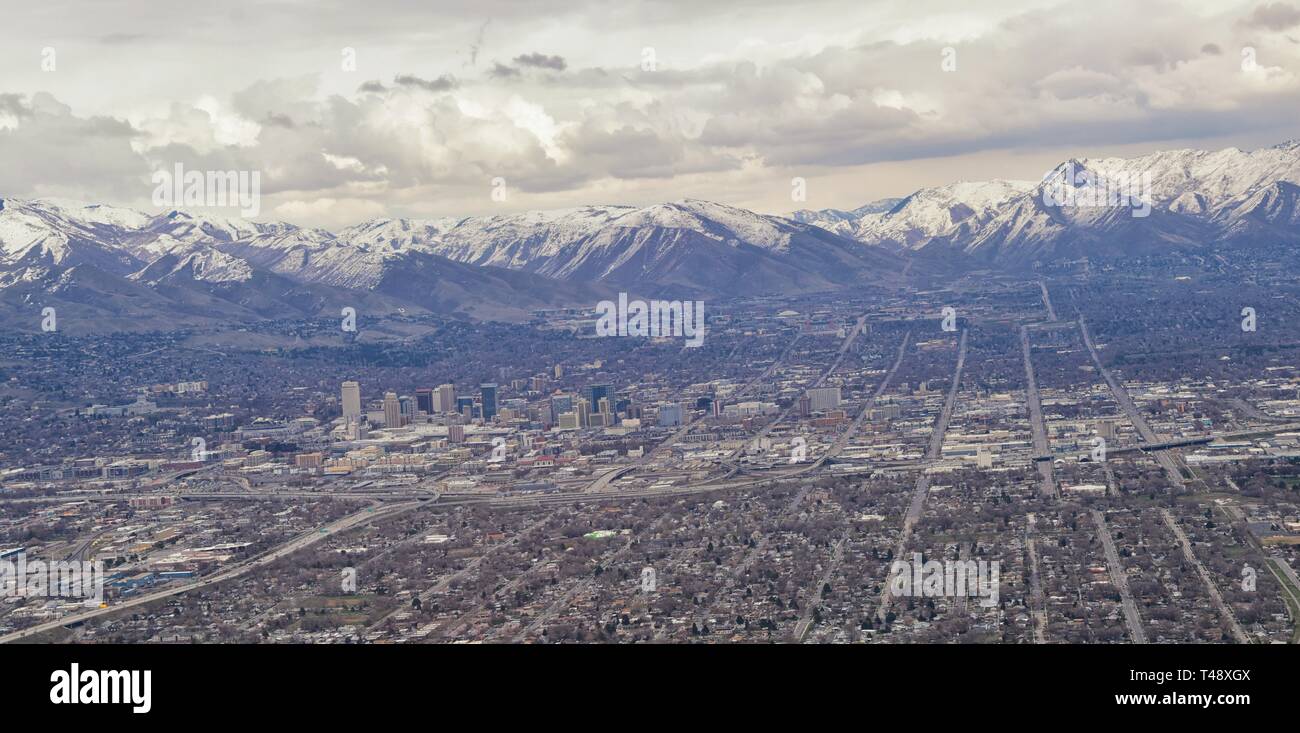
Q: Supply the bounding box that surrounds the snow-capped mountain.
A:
[791,198,904,237]
[408,199,908,296]
[0,195,905,332]
[796,141,1300,266]
[6,139,1298,332]
[854,180,1035,250]
[0,198,617,330]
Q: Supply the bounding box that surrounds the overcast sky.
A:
[2,0,1300,228]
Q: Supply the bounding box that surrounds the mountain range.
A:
[4,140,1300,333]
[793,140,1300,266]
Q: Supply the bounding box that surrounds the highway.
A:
[1091,509,1147,643]
[1033,422,1300,463]
[63,529,106,563]
[0,489,439,505]
[0,500,423,643]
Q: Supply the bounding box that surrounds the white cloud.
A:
[2,0,1300,227]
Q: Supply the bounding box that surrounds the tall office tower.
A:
[436,384,456,413]
[597,397,612,415]
[383,392,402,428]
[576,397,591,427]
[657,402,684,427]
[531,375,546,392]
[554,364,563,379]
[480,383,499,420]
[342,381,362,420]
[400,396,415,422]
[415,388,434,415]
[551,393,574,417]
[798,395,812,418]
[807,387,841,412]
[456,396,476,419]
[587,383,613,410]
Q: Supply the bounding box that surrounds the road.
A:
[1078,319,1185,486]
[1090,509,1147,644]
[681,484,817,639]
[1159,508,1248,643]
[0,500,422,643]
[1263,557,1300,642]
[876,329,967,621]
[1229,397,1286,423]
[1021,325,1057,498]
[588,330,809,491]
[1038,280,1058,321]
[724,313,870,467]
[368,515,554,634]
[816,330,913,465]
[1026,513,1048,643]
[511,534,643,642]
[793,531,847,642]
[63,529,106,563]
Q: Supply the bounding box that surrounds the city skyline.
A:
[7,4,1300,708]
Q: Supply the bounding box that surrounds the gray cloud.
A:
[392,74,458,92]
[1,0,1299,226]
[0,93,147,200]
[1242,2,1300,30]
[513,53,567,71]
